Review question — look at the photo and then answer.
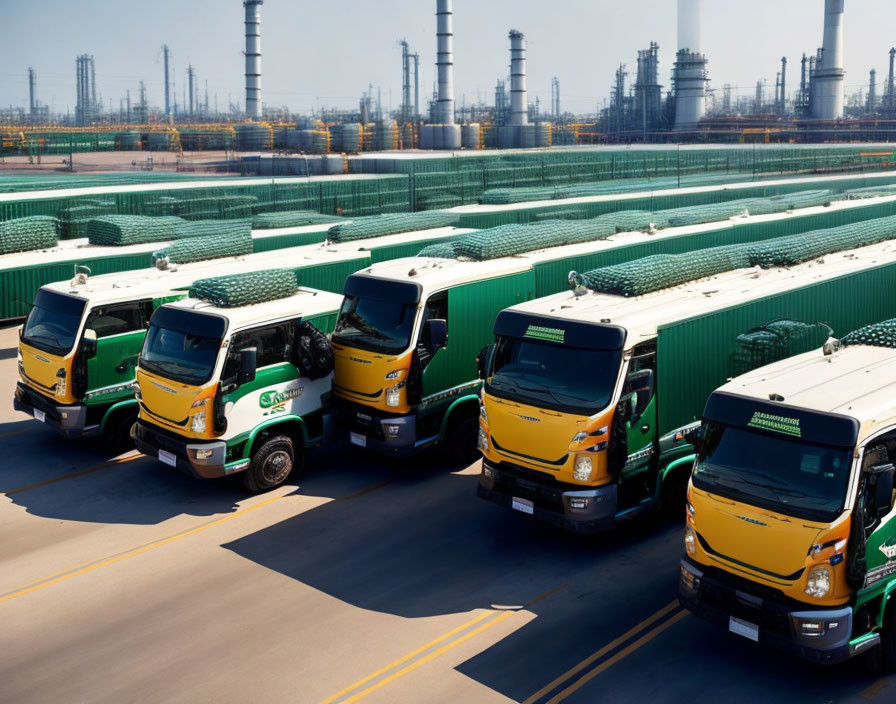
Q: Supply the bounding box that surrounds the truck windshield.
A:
[332,295,416,355]
[141,307,226,386]
[22,289,86,355]
[692,422,852,523]
[487,337,622,415]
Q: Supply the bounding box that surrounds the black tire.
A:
[444,406,481,467]
[244,435,299,493]
[882,603,896,671]
[104,409,138,455]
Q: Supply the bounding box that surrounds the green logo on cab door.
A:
[259,387,304,409]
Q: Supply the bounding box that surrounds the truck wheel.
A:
[104,410,137,455]
[244,435,299,493]
[444,406,480,467]
[882,603,896,671]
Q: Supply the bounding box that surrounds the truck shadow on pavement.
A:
[223,466,888,704]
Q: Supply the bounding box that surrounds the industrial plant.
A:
[2,0,896,157]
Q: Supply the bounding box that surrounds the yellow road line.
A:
[341,610,517,704]
[523,599,680,704]
[2,452,142,496]
[0,494,283,604]
[0,428,34,442]
[862,678,889,700]
[546,610,689,704]
[317,610,498,704]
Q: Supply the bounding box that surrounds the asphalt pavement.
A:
[1,324,893,704]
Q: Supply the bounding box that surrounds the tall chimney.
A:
[812,0,845,120]
[780,57,787,115]
[509,30,528,126]
[435,0,455,124]
[674,0,708,129]
[244,0,263,120]
[28,68,36,118]
[163,45,171,121]
[888,48,896,112]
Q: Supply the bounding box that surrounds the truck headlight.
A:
[805,566,831,598]
[684,525,696,555]
[191,411,207,434]
[132,382,142,401]
[573,455,593,482]
[385,386,401,407]
[55,369,67,397]
[478,428,489,452]
[480,403,488,423]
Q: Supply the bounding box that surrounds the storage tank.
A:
[535,122,552,147]
[420,124,435,150]
[442,124,462,150]
[462,123,481,149]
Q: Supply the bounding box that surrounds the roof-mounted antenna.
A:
[819,323,841,356]
[70,264,91,287]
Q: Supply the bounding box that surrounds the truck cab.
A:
[680,340,896,666]
[132,287,343,491]
[330,257,535,462]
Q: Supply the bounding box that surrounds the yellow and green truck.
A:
[132,282,344,491]
[680,322,896,667]
[476,232,896,533]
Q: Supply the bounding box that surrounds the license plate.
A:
[729,616,759,642]
[350,432,367,448]
[511,497,535,515]
[33,410,46,423]
[158,449,178,468]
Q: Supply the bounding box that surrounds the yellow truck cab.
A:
[132,284,343,491]
[681,328,896,667]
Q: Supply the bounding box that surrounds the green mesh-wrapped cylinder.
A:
[417,242,460,259]
[252,211,344,229]
[174,219,252,240]
[0,216,58,254]
[153,232,253,265]
[328,211,459,242]
[446,219,618,261]
[842,319,896,349]
[87,215,185,246]
[190,269,299,308]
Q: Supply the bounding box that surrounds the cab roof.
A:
[159,288,345,331]
[504,238,896,350]
[715,344,896,435]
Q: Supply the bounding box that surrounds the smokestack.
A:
[780,57,787,115]
[812,0,845,120]
[188,65,195,118]
[400,40,411,123]
[868,69,878,113]
[674,0,708,129]
[28,68,36,117]
[163,45,171,121]
[888,48,896,112]
[244,0,263,120]
[413,53,420,120]
[435,0,455,124]
[509,30,528,126]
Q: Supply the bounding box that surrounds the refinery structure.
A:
[3,0,896,154]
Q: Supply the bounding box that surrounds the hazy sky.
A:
[1,0,894,116]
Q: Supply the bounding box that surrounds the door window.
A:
[86,300,152,338]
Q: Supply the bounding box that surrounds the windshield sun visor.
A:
[344,275,421,305]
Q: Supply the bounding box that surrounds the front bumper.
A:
[13,382,100,439]
[132,420,232,480]
[678,557,867,665]
[477,459,617,534]
[335,403,423,458]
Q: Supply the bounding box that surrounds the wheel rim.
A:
[262,450,292,485]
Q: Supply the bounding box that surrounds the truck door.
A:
[619,342,658,507]
[85,300,153,392]
[855,431,896,590]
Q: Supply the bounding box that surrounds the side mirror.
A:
[423,319,448,353]
[238,347,258,386]
[683,424,705,453]
[477,344,495,380]
[81,329,98,359]
[867,463,895,520]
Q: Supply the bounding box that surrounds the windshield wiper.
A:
[26,331,63,347]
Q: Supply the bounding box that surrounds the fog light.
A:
[573,456,593,482]
[55,370,67,397]
[385,386,401,408]
[60,411,69,420]
[799,620,825,637]
[478,428,489,452]
[195,448,214,460]
[569,498,590,510]
[191,411,207,434]
[685,525,696,555]
[680,564,701,591]
[384,424,400,438]
[482,465,495,479]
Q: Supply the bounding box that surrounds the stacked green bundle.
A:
[533,206,592,222]
[734,320,826,376]
[582,245,751,297]
[746,215,896,268]
[174,219,252,240]
[328,212,459,243]
[252,211,344,229]
[0,216,58,254]
[609,210,664,233]
[847,185,896,200]
[153,231,253,265]
[57,200,115,238]
[417,242,460,259]
[662,190,834,228]
[451,219,618,261]
[177,195,259,220]
[190,269,298,308]
[87,215,184,246]
[842,319,896,348]
[143,196,183,216]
